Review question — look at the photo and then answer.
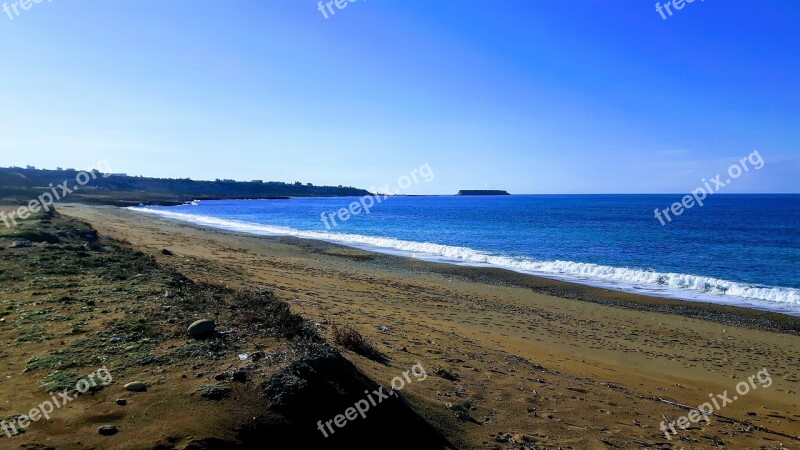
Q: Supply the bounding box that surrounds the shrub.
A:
[330,323,386,363]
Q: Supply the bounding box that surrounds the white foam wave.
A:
[128,207,800,311]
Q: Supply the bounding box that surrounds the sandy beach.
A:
[3,2,797,448]
[34,204,796,449]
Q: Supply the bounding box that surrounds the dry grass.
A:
[330,323,387,363]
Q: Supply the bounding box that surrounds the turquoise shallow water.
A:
[131,194,800,315]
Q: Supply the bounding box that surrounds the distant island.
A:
[0,166,371,207]
[456,190,511,196]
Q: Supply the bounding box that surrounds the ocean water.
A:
[130,195,800,315]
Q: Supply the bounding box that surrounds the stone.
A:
[187,319,216,338]
[231,370,247,383]
[98,425,118,436]
[124,381,147,392]
[10,240,32,248]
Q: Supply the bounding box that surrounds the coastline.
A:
[127,205,800,323]
[48,204,800,448]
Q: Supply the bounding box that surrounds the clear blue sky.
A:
[0,0,797,194]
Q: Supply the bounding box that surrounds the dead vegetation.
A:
[330,322,388,363]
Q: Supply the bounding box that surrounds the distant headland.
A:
[456,190,511,196]
[0,166,370,207]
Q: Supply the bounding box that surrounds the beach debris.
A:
[187,319,216,338]
[98,425,119,436]
[10,240,32,248]
[433,366,460,382]
[601,439,622,448]
[124,381,148,392]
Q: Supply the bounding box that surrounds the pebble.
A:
[124,381,147,392]
[98,425,118,436]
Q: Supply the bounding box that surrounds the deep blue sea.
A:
[131,194,800,315]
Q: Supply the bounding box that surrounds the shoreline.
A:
[126,206,800,328]
[53,203,800,447]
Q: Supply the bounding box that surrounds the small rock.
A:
[98,425,118,436]
[124,381,147,392]
[10,240,32,249]
[187,319,216,338]
[231,370,247,383]
[109,337,122,344]
[161,248,173,256]
[116,399,127,406]
[164,290,174,299]
[378,325,390,333]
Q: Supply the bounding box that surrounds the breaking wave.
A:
[128,207,800,311]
